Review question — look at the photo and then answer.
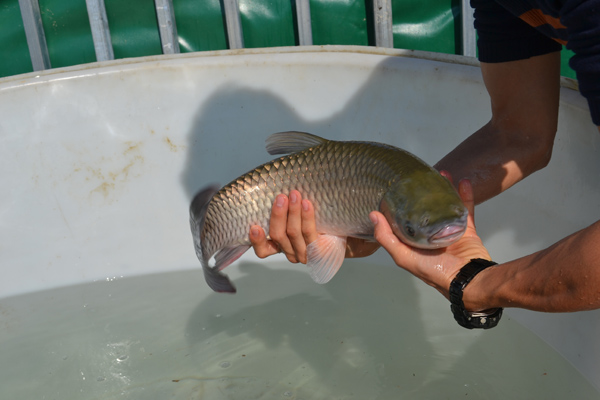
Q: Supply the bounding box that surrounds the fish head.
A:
[380,171,468,249]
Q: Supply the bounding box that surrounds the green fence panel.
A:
[311,0,370,46]
[0,0,33,77]
[104,0,162,59]
[0,0,579,81]
[175,0,227,52]
[39,0,96,69]
[392,0,460,54]
[561,49,576,80]
[239,0,295,48]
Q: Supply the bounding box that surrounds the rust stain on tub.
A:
[85,141,145,202]
[123,141,142,155]
[90,181,116,198]
[164,136,185,152]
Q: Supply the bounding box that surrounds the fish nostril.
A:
[453,205,466,216]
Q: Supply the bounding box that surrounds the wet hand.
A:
[370,179,491,299]
[249,190,380,264]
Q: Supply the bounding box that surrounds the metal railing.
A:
[17,0,477,72]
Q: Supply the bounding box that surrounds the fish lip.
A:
[428,223,467,246]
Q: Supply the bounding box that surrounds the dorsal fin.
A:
[265,131,329,155]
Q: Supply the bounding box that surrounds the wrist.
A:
[449,258,503,329]
[461,265,496,311]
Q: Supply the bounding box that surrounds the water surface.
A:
[1,261,597,399]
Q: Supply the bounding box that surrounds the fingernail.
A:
[276,195,285,207]
[369,213,378,225]
[290,191,297,204]
[251,227,260,237]
[302,199,310,211]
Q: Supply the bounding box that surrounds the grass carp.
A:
[190,132,467,293]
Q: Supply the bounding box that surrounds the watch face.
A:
[452,306,503,329]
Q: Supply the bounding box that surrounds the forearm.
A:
[465,220,600,313]
[435,121,554,204]
[436,54,561,204]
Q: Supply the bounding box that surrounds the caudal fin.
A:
[190,185,220,261]
[189,185,230,291]
[190,185,243,294]
[202,245,251,294]
[204,266,237,293]
[190,185,220,233]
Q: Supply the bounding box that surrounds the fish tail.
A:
[190,185,237,293]
[203,245,251,293]
[203,265,237,293]
[189,185,220,261]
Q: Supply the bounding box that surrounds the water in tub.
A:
[0,258,598,399]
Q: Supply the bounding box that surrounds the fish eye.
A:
[405,224,415,237]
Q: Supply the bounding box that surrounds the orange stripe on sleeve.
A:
[520,9,566,30]
[519,9,567,45]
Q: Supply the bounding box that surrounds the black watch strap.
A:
[449,258,502,329]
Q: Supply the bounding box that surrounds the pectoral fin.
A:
[306,235,347,284]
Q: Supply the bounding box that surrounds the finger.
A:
[439,170,454,186]
[249,226,280,258]
[345,238,380,258]
[300,198,319,245]
[269,194,297,263]
[286,190,308,263]
[370,211,411,266]
[457,179,477,229]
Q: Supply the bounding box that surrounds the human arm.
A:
[370,179,600,313]
[435,52,561,204]
[249,23,600,268]
[465,220,600,313]
[251,53,563,260]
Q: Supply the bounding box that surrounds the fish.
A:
[190,131,468,293]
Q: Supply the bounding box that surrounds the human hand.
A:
[369,179,491,300]
[249,190,380,264]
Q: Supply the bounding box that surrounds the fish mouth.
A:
[428,223,467,247]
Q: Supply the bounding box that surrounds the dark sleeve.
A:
[562,0,600,125]
[470,0,562,63]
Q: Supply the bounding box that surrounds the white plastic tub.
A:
[1,46,599,398]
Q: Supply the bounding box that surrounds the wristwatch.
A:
[449,258,503,329]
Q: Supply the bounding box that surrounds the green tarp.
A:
[0,0,576,79]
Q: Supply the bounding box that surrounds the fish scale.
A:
[206,142,390,252]
[190,131,468,293]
